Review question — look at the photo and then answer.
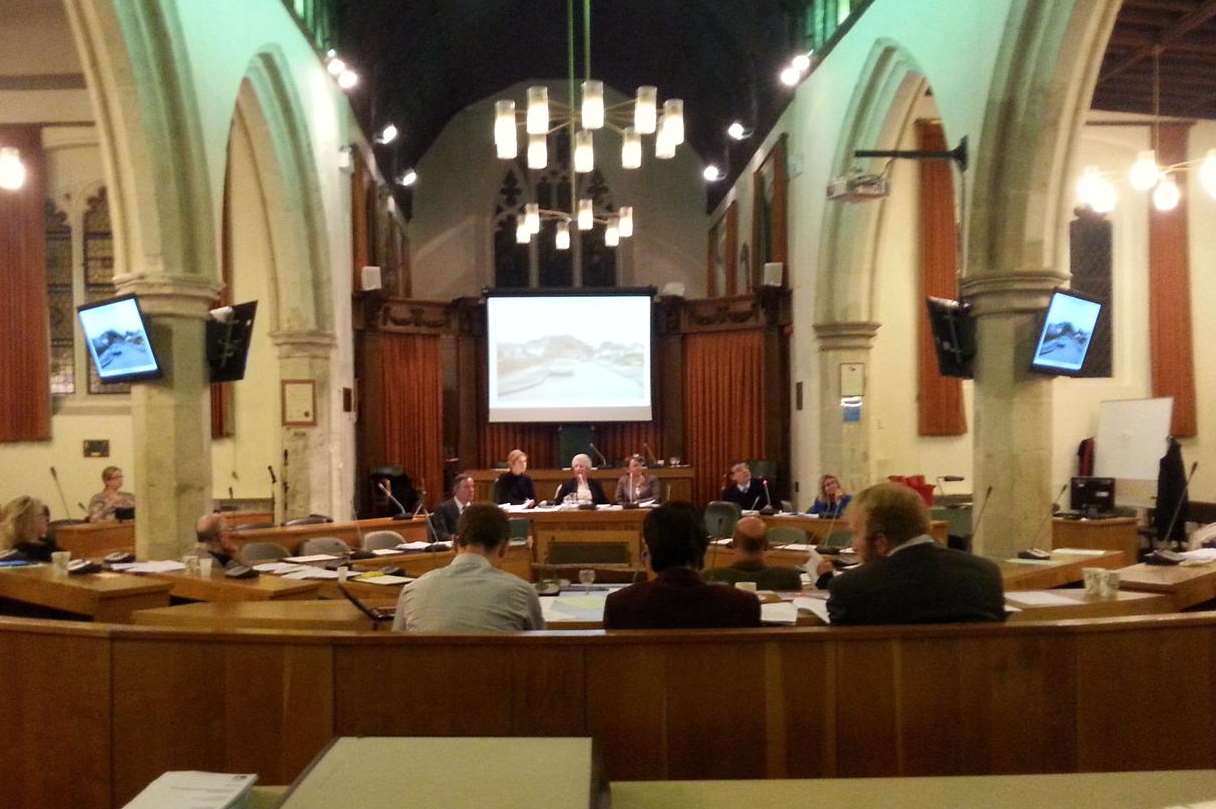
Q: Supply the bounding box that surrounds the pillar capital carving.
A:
[959,271,1067,316]
[269,330,337,359]
[114,274,222,317]
[813,321,881,351]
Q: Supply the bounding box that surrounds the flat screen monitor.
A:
[1030,288,1103,376]
[77,294,163,383]
[207,300,257,383]
[1070,476,1115,515]
[486,290,653,422]
[925,296,975,379]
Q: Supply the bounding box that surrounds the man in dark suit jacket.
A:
[433,474,475,541]
[604,502,761,630]
[718,461,772,509]
[826,482,1005,625]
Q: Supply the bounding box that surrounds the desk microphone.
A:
[379,480,408,517]
[77,501,88,516]
[49,466,71,518]
[1161,461,1199,549]
[1028,483,1069,551]
[761,479,775,514]
[970,484,995,547]
[588,443,608,469]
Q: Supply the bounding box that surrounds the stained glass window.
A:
[45,200,74,395]
[83,188,129,394]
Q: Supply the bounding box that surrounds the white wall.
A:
[410,81,708,299]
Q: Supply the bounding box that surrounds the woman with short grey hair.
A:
[555,453,608,505]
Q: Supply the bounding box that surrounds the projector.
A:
[826,172,890,202]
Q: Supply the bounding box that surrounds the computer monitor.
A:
[1030,288,1103,376]
[1070,476,1115,515]
[77,294,163,383]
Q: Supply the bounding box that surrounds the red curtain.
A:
[0,126,50,442]
[1149,124,1197,437]
[370,334,445,505]
[683,330,765,504]
[916,120,967,436]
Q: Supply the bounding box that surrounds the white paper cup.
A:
[337,566,349,583]
[1100,569,1120,598]
[1082,567,1103,597]
[735,581,758,592]
[197,557,213,577]
[51,551,71,574]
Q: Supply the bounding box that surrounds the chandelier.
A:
[492,0,685,248]
[1076,48,1216,214]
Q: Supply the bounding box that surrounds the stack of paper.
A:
[124,560,188,574]
[282,568,340,580]
[760,602,798,625]
[396,541,432,551]
[252,562,308,575]
[283,554,341,563]
[122,771,256,809]
[354,574,412,586]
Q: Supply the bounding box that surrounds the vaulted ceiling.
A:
[336,0,804,204]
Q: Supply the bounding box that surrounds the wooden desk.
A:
[757,514,949,544]
[1052,517,1140,564]
[470,466,695,503]
[227,516,429,553]
[132,600,377,631]
[1003,589,1173,621]
[0,565,171,622]
[53,521,134,557]
[997,550,1126,590]
[352,543,533,581]
[143,568,321,602]
[1116,561,1216,609]
[526,508,649,567]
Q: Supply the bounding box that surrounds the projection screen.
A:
[486,293,653,422]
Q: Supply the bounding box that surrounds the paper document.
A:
[354,574,412,586]
[283,554,340,563]
[121,770,256,809]
[127,560,188,574]
[396,542,432,551]
[776,543,814,552]
[1052,548,1109,557]
[793,596,830,624]
[1005,591,1080,607]
[252,562,308,575]
[1180,548,1216,563]
[760,602,798,625]
[370,549,401,556]
[283,568,340,580]
[710,538,732,546]
[541,593,608,623]
[1004,558,1056,566]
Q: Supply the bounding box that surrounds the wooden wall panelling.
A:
[773,636,837,778]
[833,638,900,777]
[1,626,111,809]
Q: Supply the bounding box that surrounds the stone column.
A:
[813,321,880,496]
[270,329,337,522]
[961,273,1062,558]
[122,276,219,560]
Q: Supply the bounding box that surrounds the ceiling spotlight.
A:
[727,121,750,140]
[398,169,417,187]
[326,56,346,78]
[780,65,801,87]
[0,147,26,191]
[703,164,722,182]
[791,52,812,73]
[375,124,398,145]
[337,69,359,90]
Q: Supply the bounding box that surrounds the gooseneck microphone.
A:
[970,484,995,547]
[49,466,71,518]
[267,466,276,484]
[641,442,656,466]
[1029,483,1069,551]
[1161,461,1200,549]
[588,443,608,469]
[762,479,775,512]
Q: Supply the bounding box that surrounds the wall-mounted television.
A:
[207,300,257,383]
[485,289,654,422]
[925,296,975,379]
[77,294,163,383]
[1030,288,1103,376]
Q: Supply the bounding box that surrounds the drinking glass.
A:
[578,569,596,590]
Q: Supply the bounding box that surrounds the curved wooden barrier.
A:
[4,613,1216,809]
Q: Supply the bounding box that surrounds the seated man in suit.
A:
[604,502,761,629]
[433,474,475,541]
[718,461,772,510]
[393,503,543,632]
[705,516,801,591]
[826,482,1005,625]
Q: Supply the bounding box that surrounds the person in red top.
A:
[604,502,761,630]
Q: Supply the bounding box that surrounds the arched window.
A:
[83,188,127,394]
[45,200,73,395]
[492,170,529,288]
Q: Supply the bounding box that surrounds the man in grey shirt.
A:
[393,503,544,632]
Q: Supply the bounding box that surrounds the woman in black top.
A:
[555,453,609,505]
[2,496,57,562]
[494,448,537,505]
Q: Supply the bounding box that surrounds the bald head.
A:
[195,513,223,541]
[733,516,767,556]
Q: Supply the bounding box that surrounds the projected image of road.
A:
[487,294,653,422]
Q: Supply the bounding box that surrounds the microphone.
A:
[228,486,234,502]
[760,479,775,514]
[267,465,276,484]
[970,484,995,547]
[1161,461,1199,549]
[77,501,88,516]
[588,443,608,469]
[1028,483,1069,551]
[379,480,408,516]
[49,466,71,519]
[642,442,656,466]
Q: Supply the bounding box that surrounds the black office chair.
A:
[704,501,742,540]
[285,514,333,526]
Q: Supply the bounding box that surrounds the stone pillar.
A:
[271,330,337,522]
[813,321,880,496]
[961,274,1062,558]
[123,276,219,561]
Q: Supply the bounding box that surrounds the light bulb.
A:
[527,133,547,169]
[618,206,633,238]
[337,69,358,90]
[556,220,570,250]
[655,123,676,159]
[574,130,594,173]
[524,202,540,234]
[792,52,811,73]
[577,199,594,231]
[376,124,398,144]
[1199,149,1216,199]
[515,220,531,244]
[605,215,620,247]
[398,169,417,187]
[727,121,747,140]
[582,80,604,129]
[526,86,549,135]
[1078,167,1116,214]
[0,147,26,191]
[494,100,517,159]
[1128,149,1160,192]
[326,57,346,77]
[780,65,800,87]
[635,86,657,134]
[621,127,642,169]
[662,99,684,146]
[1152,175,1180,211]
[703,164,722,182]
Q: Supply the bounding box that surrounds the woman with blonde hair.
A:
[493,449,537,506]
[86,465,135,522]
[1,496,56,562]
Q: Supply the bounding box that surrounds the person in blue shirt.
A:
[809,474,851,518]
